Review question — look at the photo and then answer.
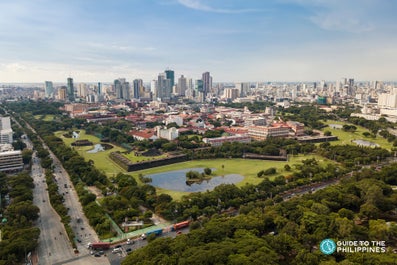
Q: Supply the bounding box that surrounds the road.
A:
[21,129,110,264]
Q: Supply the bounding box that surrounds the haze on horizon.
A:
[0,0,397,83]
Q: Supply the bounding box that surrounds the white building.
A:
[0,150,23,172]
[0,117,13,144]
[156,126,179,141]
[165,115,183,127]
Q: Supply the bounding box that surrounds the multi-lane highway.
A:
[24,132,110,264]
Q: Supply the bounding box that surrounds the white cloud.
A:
[177,0,259,13]
[282,0,378,33]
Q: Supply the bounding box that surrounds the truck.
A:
[88,242,111,250]
[173,221,190,231]
[141,228,163,239]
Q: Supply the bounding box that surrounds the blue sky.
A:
[1,0,397,83]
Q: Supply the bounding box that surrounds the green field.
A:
[55,130,335,200]
[322,120,393,150]
[129,154,332,200]
[55,130,165,176]
[34,114,55,121]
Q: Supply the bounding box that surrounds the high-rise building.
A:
[202,72,212,98]
[45,81,54,98]
[195,79,204,102]
[177,75,187,96]
[114,78,130,100]
[0,117,13,144]
[78,83,87,98]
[165,69,175,89]
[133,79,143,99]
[58,86,67,100]
[224,88,239,100]
[97,82,102,95]
[157,73,171,100]
[67,77,74,101]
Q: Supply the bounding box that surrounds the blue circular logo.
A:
[320,239,336,255]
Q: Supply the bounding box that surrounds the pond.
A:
[147,168,244,192]
[352,139,380,148]
[87,144,105,153]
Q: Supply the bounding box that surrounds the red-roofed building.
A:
[129,130,158,141]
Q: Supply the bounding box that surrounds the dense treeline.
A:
[279,105,330,129]
[155,158,346,221]
[123,165,397,265]
[186,138,315,160]
[317,144,391,167]
[0,173,40,264]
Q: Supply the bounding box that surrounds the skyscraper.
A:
[114,78,130,100]
[177,75,187,96]
[67,77,74,101]
[202,72,212,98]
[165,69,175,89]
[45,81,54,98]
[157,73,171,100]
[133,79,143,99]
[97,82,102,95]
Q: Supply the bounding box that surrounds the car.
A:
[115,245,122,248]
[126,248,132,253]
[112,247,122,254]
[98,250,104,255]
[126,239,133,245]
[94,253,101,257]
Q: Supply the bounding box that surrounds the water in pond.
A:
[87,144,105,153]
[352,139,380,148]
[147,168,244,192]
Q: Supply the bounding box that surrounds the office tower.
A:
[67,77,74,101]
[177,75,187,96]
[157,73,171,100]
[150,79,157,95]
[133,79,143,99]
[202,72,212,98]
[235,82,249,97]
[58,86,67,100]
[97,82,102,95]
[195,79,204,102]
[78,83,87,98]
[114,78,130,100]
[45,81,54,98]
[165,69,175,89]
[224,88,239,100]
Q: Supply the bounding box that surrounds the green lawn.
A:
[322,120,393,150]
[55,130,335,201]
[34,114,55,121]
[55,130,172,176]
[129,154,332,200]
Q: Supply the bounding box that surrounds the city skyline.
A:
[1,0,397,83]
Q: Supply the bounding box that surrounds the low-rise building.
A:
[202,135,251,147]
[0,150,23,172]
[248,124,290,140]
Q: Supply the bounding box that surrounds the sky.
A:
[1,0,397,83]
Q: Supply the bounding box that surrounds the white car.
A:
[112,247,122,254]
